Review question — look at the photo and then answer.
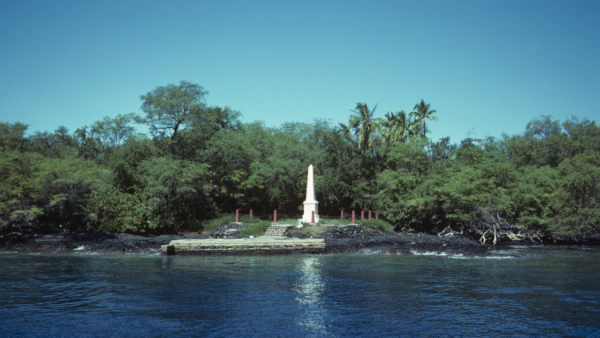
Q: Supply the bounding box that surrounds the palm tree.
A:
[349,103,382,151]
[410,100,439,168]
[409,100,438,139]
[383,111,409,143]
[348,103,383,187]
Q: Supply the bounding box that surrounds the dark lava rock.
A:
[285,229,329,240]
[283,225,486,255]
[322,226,485,255]
[286,232,311,239]
[209,222,250,239]
[150,235,186,245]
[0,229,210,254]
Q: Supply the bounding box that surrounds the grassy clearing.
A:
[359,219,394,233]
[318,218,352,225]
[275,218,299,225]
[236,220,271,238]
[286,225,327,237]
[200,214,255,233]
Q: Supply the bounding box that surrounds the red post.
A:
[376,214,379,220]
[352,210,355,224]
[368,210,371,220]
[311,210,315,223]
[236,209,239,223]
[250,209,253,219]
[274,210,277,224]
[361,210,364,221]
[341,210,344,220]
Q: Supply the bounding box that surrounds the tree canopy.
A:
[137,81,209,140]
[1,81,599,239]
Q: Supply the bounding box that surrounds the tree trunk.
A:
[370,146,379,189]
[423,121,434,169]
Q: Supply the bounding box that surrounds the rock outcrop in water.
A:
[287,225,486,255]
[0,231,208,254]
[0,222,251,254]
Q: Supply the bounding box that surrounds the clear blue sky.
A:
[1,0,599,144]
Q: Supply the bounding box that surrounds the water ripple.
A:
[0,247,599,337]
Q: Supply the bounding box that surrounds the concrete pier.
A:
[161,236,325,255]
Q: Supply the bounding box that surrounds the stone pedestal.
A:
[302,201,319,223]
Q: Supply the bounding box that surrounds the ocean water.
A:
[1,246,599,337]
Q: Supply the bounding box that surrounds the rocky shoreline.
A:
[289,225,488,256]
[0,223,598,256]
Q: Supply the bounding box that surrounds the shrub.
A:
[201,214,234,233]
[201,214,262,233]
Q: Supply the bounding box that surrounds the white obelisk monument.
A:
[302,164,319,223]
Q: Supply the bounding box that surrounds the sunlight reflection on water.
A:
[294,257,327,333]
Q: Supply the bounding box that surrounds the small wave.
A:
[73,245,85,251]
[72,251,101,256]
[490,250,516,254]
[0,251,17,254]
[450,255,515,260]
[484,256,516,259]
[507,245,531,249]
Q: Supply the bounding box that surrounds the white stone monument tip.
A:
[301,164,319,224]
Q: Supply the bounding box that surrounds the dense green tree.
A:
[74,114,137,162]
[29,126,77,158]
[2,84,599,239]
[0,122,28,152]
[137,81,208,140]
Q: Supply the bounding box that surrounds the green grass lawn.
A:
[274,218,300,225]
[318,218,353,225]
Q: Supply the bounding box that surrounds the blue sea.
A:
[1,245,599,337]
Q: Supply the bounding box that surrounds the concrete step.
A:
[161,237,325,255]
[264,225,291,236]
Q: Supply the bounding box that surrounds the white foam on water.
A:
[73,245,85,251]
[360,249,383,255]
[410,250,448,256]
[410,251,472,259]
[0,251,17,254]
[145,249,162,256]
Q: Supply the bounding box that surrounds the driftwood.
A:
[469,213,546,245]
[437,226,461,238]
